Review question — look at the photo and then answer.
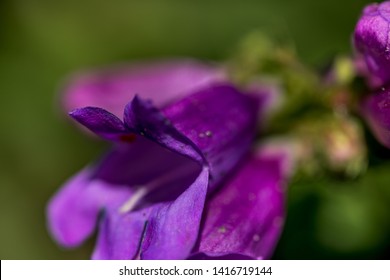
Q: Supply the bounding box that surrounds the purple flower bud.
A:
[354,1,390,88]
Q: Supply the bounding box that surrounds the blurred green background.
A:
[1,0,388,259]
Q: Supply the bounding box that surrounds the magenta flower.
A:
[354,1,390,88]
[47,60,287,259]
[362,86,390,148]
[353,2,390,148]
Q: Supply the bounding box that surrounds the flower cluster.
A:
[47,60,289,259]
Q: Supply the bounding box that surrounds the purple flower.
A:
[362,86,390,148]
[353,2,390,148]
[354,1,390,88]
[190,148,288,260]
[47,60,288,259]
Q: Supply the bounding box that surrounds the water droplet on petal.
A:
[218,226,227,233]
[379,99,390,109]
[199,131,212,138]
[253,234,260,242]
[205,130,213,137]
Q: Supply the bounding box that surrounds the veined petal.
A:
[63,59,224,117]
[123,95,204,164]
[50,83,260,259]
[93,167,209,260]
[161,84,260,187]
[91,207,153,260]
[361,88,390,148]
[47,168,133,247]
[72,83,260,188]
[48,137,201,246]
[191,150,288,260]
[140,167,209,259]
[86,84,259,259]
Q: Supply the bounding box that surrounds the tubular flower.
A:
[362,86,390,148]
[353,2,390,148]
[47,60,288,259]
[354,1,390,88]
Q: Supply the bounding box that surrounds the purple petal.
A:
[191,151,288,260]
[354,2,390,87]
[123,95,204,164]
[63,59,224,117]
[69,107,127,141]
[140,168,209,259]
[47,168,133,247]
[188,253,253,260]
[361,87,390,148]
[76,83,260,187]
[48,137,201,247]
[161,84,260,188]
[91,208,152,260]
[93,84,260,259]
[94,137,201,190]
[50,83,260,259]
[70,84,260,178]
[93,167,209,260]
